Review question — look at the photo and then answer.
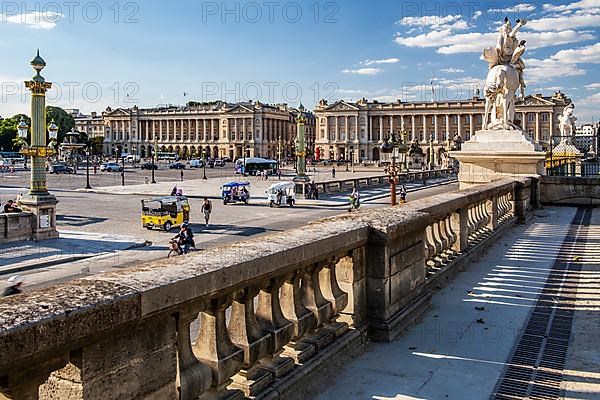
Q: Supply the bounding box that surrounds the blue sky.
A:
[0,0,599,122]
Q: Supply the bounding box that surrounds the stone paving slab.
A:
[316,207,585,400]
[0,230,147,277]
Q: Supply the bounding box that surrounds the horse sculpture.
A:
[481,47,520,130]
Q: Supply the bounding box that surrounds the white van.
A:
[189,159,205,168]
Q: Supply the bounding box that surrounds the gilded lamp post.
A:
[17,50,59,240]
[293,103,310,196]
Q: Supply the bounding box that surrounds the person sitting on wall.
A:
[2,200,22,213]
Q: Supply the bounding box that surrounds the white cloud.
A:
[572,92,600,122]
[342,68,383,76]
[440,67,464,73]
[2,12,62,29]
[489,3,537,13]
[527,11,600,31]
[361,58,400,66]
[395,29,594,54]
[585,83,600,90]
[542,0,600,13]
[396,15,469,31]
[473,11,483,20]
[525,43,600,82]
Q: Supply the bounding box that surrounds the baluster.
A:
[451,208,469,253]
[228,287,273,397]
[444,215,457,252]
[280,270,317,363]
[319,258,349,337]
[486,197,498,231]
[193,296,243,398]
[177,308,213,400]
[424,225,441,271]
[301,264,335,350]
[256,277,295,378]
[466,205,476,238]
[433,219,450,262]
[439,216,456,259]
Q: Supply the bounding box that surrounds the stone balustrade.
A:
[0,212,33,244]
[314,168,453,194]
[0,178,535,400]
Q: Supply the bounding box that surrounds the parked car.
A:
[221,156,232,163]
[189,159,205,168]
[101,162,123,172]
[207,159,215,168]
[214,159,226,167]
[140,162,159,170]
[49,164,74,174]
[169,162,186,170]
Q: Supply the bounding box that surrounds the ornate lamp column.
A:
[293,104,310,197]
[18,50,59,240]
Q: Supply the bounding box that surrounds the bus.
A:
[235,157,278,176]
[0,151,25,165]
[156,152,178,162]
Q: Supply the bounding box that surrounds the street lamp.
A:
[202,149,207,180]
[85,145,92,189]
[151,138,157,184]
[350,149,355,173]
[120,144,125,186]
[17,50,59,240]
[242,140,247,176]
[380,131,408,206]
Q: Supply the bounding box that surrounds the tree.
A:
[0,106,74,151]
[0,114,30,151]
[88,136,104,155]
[46,106,75,144]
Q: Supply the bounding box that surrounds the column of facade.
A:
[423,115,428,141]
[445,114,450,140]
[411,115,416,141]
[378,116,383,141]
[368,116,372,141]
[535,112,541,142]
[389,115,394,135]
[549,112,554,140]
[522,112,526,133]
[469,113,475,137]
[434,114,439,141]
[457,114,462,140]
[345,116,349,141]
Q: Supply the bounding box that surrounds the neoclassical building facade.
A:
[74,101,315,159]
[313,91,572,162]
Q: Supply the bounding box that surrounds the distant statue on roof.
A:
[558,103,576,140]
[481,17,527,131]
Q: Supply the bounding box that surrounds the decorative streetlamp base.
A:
[293,174,311,199]
[18,193,59,240]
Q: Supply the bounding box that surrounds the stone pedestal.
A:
[450,129,545,190]
[18,193,59,240]
[293,175,311,199]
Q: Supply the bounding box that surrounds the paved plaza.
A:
[0,165,456,290]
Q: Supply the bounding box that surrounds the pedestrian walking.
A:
[171,185,178,196]
[180,169,184,181]
[201,197,212,227]
[400,185,407,204]
[332,166,336,179]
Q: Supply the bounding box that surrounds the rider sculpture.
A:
[482,17,527,131]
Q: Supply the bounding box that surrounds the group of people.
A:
[348,188,360,212]
[170,186,184,197]
[2,200,21,214]
[306,181,320,200]
[172,197,213,255]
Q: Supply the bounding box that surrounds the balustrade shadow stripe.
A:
[491,207,592,400]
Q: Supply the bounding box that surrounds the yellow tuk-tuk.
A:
[141,196,190,231]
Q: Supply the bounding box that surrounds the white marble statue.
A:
[481,18,527,131]
[558,103,576,142]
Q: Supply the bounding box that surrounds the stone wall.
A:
[0,179,531,400]
[0,213,33,244]
[540,176,600,205]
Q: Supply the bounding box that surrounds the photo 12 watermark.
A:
[0,2,140,26]
[200,1,339,24]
